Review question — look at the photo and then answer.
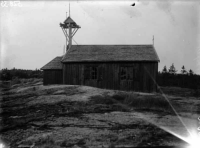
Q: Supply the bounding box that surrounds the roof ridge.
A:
[71,44,153,46]
[62,45,159,62]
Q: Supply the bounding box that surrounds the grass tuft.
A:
[112,92,173,113]
[90,95,117,105]
[34,136,62,148]
[89,95,130,112]
[89,92,173,113]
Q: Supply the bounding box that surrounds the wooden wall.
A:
[63,62,158,92]
[43,70,63,85]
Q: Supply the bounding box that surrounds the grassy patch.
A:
[90,95,117,105]
[111,92,173,113]
[89,95,130,112]
[18,136,61,148]
[18,136,86,148]
[35,136,59,148]
[89,93,174,113]
[11,78,42,86]
[160,86,200,97]
[127,95,171,110]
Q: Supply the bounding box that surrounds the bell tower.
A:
[60,6,80,52]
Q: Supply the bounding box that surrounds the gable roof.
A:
[62,45,160,62]
[60,17,81,29]
[41,56,63,70]
[64,17,76,24]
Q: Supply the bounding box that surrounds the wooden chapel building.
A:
[41,12,160,92]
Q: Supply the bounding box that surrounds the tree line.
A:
[0,68,43,81]
[157,63,200,90]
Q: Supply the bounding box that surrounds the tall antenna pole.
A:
[153,35,154,46]
[66,12,68,51]
[69,22,72,49]
[68,0,72,49]
[69,1,70,17]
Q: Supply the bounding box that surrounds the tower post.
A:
[65,12,68,51]
[60,11,80,52]
[69,22,72,49]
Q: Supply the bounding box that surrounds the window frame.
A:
[91,66,97,80]
[120,66,136,81]
[84,65,98,80]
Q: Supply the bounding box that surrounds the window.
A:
[91,66,97,80]
[84,66,98,80]
[120,67,134,80]
[120,67,127,80]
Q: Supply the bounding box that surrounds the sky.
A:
[1,0,200,74]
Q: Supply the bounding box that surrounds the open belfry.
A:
[41,7,160,92]
[60,9,80,53]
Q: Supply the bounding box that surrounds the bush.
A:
[12,77,21,85]
[112,92,127,101]
[0,68,43,81]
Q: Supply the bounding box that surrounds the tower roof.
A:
[60,16,80,29]
[64,16,76,24]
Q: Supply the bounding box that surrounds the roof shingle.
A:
[41,56,63,70]
[62,45,160,62]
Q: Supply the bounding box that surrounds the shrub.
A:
[12,77,21,85]
[112,92,127,101]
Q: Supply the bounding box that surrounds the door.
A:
[84,65,98,87]
[120,67,134,91]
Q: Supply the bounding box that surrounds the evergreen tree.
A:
[189,69,194,76]
[168,63,177,74]
[181,65,187,74]
[162,65,168,73]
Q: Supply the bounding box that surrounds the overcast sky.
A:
[1,0,200,74]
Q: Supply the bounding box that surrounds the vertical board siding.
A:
[62,62,158,92]
[155,62,158,92]
[43,70,63,85]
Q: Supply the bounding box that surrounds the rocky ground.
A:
[0,79,199,148]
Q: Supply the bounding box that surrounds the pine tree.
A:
[181,65,187,74]
[162,65,168,73]
[168,63,177,74]
[189,69,194,76]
